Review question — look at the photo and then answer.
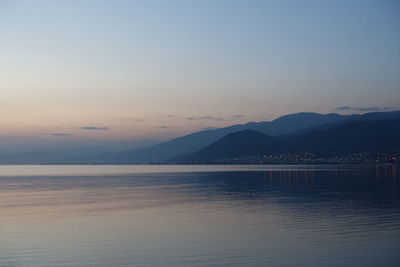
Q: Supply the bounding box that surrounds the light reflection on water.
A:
[0,165,399,266]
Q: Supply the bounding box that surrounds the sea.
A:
[0,165,399,266]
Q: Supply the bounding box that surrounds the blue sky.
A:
[0,0,399,144]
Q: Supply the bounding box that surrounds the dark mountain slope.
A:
[185,130,278,160]
[285,118,400,156]
[111,112,349,162]
[292,110,400,135]
[180,119,400,161]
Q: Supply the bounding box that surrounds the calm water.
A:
[0,165,399,267]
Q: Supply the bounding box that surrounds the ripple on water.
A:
[0,165,399,266]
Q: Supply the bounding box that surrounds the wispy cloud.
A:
[115,117,144,122]
[51,133,72,136]
[334,106,394,112]
[232,115,246,119]
[186,116,223,121]
[155,126,168,129]
[79,126,110,131]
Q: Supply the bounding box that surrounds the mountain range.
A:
[0,110,399,164]
[178,118,400,162]
[110,110,400,163]
[109,112,349,163]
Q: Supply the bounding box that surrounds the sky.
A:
[0,0,399,147]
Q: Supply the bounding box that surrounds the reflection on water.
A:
[0,165,399,266]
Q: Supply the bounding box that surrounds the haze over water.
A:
[1,165,399,266]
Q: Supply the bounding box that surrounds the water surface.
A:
[0,165,399,266]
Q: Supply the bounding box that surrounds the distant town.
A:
[175,151,400,165]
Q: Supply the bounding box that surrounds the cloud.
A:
[186,116,223,121]
[115,117,144,122]
[334,106,394,112]
[79,126,110,131]
[155,126,168,129]
[51,133,72,136]
[232,115,246,119]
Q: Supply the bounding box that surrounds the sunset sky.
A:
[1,0,399,146]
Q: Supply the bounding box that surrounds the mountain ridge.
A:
[110,112,353,163]
[0,110,398,164]
[178,118,400,162]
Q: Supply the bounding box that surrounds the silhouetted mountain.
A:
[111,112,350,162]
[180,130,278,160]
[179,119,400,162]
[1,111,398,164]
[292,110,400,135]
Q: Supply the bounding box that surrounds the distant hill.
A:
[179,130,278,160]
[110,110,400,163]
[292,110,400,135]
[111,112,350,163]
[178,119,400,162]
[1,110,398,164]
